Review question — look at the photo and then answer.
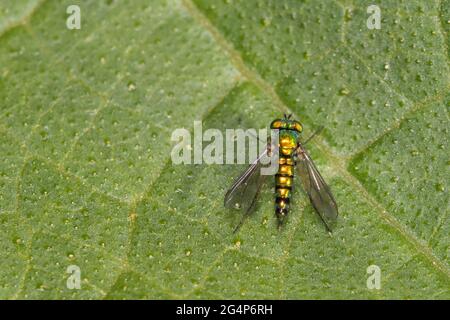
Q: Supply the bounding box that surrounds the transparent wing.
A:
[296,144,338,232]
[224,148,267,213]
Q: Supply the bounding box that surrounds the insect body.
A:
[224,114,338,233]
[272,118,301,225]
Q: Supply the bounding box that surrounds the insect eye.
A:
[292,122,303,132]
[270,119,283,129]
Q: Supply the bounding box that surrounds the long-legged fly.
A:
[224,114,338,233]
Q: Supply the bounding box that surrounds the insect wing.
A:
[296,144,338,231]
[224,149,267,214]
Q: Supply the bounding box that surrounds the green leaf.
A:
[0,0,448,299]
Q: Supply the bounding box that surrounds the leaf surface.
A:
[0,0,448,299]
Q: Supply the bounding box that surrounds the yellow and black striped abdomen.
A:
[273,128,299,226]
[275,155,294,222]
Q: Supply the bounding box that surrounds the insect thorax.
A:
[278,129,299,156]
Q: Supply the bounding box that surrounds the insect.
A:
[224,114,338,233]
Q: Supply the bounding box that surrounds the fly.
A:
[224,114,338,233]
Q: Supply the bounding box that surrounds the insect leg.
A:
[303,126,324,145]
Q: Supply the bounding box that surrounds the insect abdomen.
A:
[275,155,294,225]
